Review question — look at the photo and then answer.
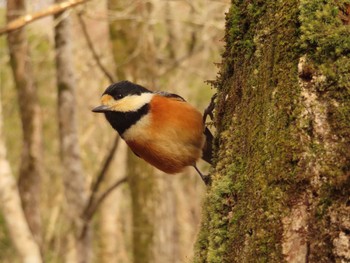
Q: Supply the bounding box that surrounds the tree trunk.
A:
[195,1,350,262]
[107,1,208,262]
[0,89,42,263]
[108,1,158,262]
[6,0,43,245]
[54,3,89,262]
[107,0,137,81]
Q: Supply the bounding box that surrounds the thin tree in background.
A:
[6,0,43,245]
[54,1,89,262]
[195,1,350,262]
[108,1,158,262]
[0,91,42,263]
[107,1,215,262]
[99,142,130,263]
[76,5,132,262]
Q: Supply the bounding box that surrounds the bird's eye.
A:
[115,94,124,100]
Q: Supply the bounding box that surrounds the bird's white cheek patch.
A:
[101,93,153,112]
[113,93,153,112]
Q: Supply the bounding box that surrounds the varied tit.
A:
[92,80,212,182]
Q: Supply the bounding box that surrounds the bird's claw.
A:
[203,93,217,124]
[201,174,212,186]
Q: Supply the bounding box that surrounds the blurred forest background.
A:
[0,0,229,262]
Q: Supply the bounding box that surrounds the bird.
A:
[92,80,213,183]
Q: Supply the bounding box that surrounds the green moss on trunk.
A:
[195,0,350,262]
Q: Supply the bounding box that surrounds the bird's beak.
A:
[92,105,111,113]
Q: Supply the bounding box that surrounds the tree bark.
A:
[54,2,89,262]
[7,0,43,245]
[195,1,350,262]
[0,89,42,263]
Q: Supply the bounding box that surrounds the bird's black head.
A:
[92,81,153,113]
[92,81,153,135]
[103,81,152,100]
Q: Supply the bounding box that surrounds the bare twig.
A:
[79,135,125,239]
[84,176,128,222]
[0,0,92,35]
[79,176,127,240]
[82,135,120,218]
[77,12,116,83]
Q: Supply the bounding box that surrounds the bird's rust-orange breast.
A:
[126,139,187,174]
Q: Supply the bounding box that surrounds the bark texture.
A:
[54,3,89,262]
[7,0,43,244]
[195,1,350,262]
[0,91,42,263]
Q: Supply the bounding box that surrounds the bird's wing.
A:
[154,91,186,102]
[155,90,214,164]
[131,149,140,158]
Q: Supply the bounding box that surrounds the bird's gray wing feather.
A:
[154,91,186,102]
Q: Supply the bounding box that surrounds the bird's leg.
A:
[202,93,217,124]
[198,93,217,184]
[192,164,211,185]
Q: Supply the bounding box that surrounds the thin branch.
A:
[85,177,128,221]
[0,0,92,35]
[80,176,128,240]
[77,12,116,83]
[82,135,120,219]
[79,135,123,239]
